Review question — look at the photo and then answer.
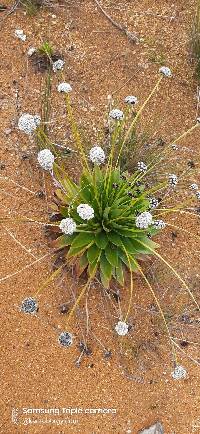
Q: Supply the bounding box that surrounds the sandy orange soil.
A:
[0,1,200,433]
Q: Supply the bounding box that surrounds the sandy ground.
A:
[0,1,200,433]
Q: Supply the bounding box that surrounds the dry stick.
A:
[0,253,50,283]
[94,0,140,44]
[0,0,19,29]
[2,225,37,259]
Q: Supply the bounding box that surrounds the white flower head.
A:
[27,46,36,56]
[159,66,172,77]
[59,218,76,235]
[190,183,198,190]
[171,365,187,380]
[137,161,147,172]
[58,331,73,347]
[196,191,200,200]
[115,321,129,336]
[89,146,105,165]
[149,197,159,209]
[53,59,65,72]
[135,211,153,229]
[21,297,38,314]
[109,108,124,121]
[15,29,26,41]
[77,204,94,220]
[57,82,72,93]
[153,219,166,230]
[124,95,138,105]
[18,113,41,135]
[169,173,178,187]
[37,149,55,171]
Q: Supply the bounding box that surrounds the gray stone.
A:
[139,422,164,434]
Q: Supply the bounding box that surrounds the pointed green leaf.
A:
[71,232,94,249]
[100,270,110,288]
[115,260,124,286]
[52,234,75,249]
[88,254,100,277]
[95,231,108,249]
[100,253,112,279]
[87,244,101,263]
[105,244,118,267]
[107,232,123,246]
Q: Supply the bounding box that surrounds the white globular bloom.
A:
[153,219,166,230]
[37,149,55,171]
[196,191,200,200]
[190,183,198,190]
[171,365,187,380]
[135,211,153,229]
[15,29,26,41]
[109,108,124,121]
[137,161,147,172]
[169,174,178,187]
[18,113,41,135]
[124,95,138,105]
[59,218,76,235]
[115,321,129,336]
[52,59,65,72]
[77,204,94,220]
[58,331,73,347]
[27,47,36,56]
[89,146,105,165]
[159,66,172,77]
[149,197,159,209]
[57,82,72,93]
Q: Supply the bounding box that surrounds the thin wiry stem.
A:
[2,225,37,259]
[116,75,163,166]
[34,264,64,297]
[137,239,200,311]
[130,257,178,364]
[0,253,50,283]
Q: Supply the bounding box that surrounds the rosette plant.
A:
[53,162,159,289]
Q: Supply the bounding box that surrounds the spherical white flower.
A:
[27,46,36,56]
[169,174,178,187]
[171,365,187,380]
[124,95,138,105]
[149,197,159,209]
[137,161,147,172]
[37,149,55,171]
[196,191,200,200]
[190,183,198,190]
[15,29,26,41]
[58,331,73,347]
[159,66,172,77]
[21,297,38,314]
[109,108,124,121]
[18,113,41,135]
[52,59,65,72]
[59,218,76,235]
[153,219,166,229]
[89,146,105,165]
[57,82,72,93]
[115,321,129,336]
[135,211,152,229]
[77,204,94,220]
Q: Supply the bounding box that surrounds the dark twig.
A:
[0,0,20,29]
[94,0,140,44]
